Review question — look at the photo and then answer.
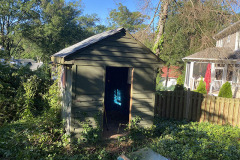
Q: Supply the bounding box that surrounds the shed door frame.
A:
[103,66,134,125]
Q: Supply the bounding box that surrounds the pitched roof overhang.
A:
[182,47,240,63]
[51,28,163,64]
[214,21,240,40]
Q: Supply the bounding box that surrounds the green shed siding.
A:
[52,28,163,139]
[70,35,157,129]
[131,68,155,127]
[71,65,104,138]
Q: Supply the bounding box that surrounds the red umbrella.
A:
[204,63,211,93]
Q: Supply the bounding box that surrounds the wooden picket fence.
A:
[155,90,240,127]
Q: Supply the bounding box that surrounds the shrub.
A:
[195,77,207,94]
[174,75,185,91]
[151,119,240,160]
[218,82,232,98]
[0,63,52,125]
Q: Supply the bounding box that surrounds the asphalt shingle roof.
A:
[183,47,240,61]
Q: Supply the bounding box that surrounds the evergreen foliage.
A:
[218,82,233,98]
[195,78,207,94]
[174,75,185,91]
[107,3,148,32]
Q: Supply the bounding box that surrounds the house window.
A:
[215,64,225,67]
[215,69,223,80]
[218,39,223,47]
[217,40,223,47]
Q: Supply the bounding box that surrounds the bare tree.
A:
[153,0,171,56]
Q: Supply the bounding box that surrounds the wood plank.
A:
[170,92,175,119]
[205,95,211,122]
[133,68,155,93]
[158,94,162,116]
[183,90,188,119]
[131,110,154,117]
[132,106,154,113]
[214,97,220,124]
[73,101,102,107]
[91,44,146,53]
[192,92,197,121]
[209,96,215,123]
[223,98,229,125]
[97,40,141,48]
[75,94,103,102]
[199,95,206,122]
[162,92,166,118]
[73,60,160,68]
[196,93,202,121]
[218,97,224,125]
[232,99,238,127]
[75,66,104,95]
[166,91,171,118]
[178,91,184,120]
[228,98,234,125]
[68,49,156,60]
[132,98,153,104]
[154,94,159,115]
[187,91,193,121]
[174,91,179,119]
[104,35,136,43]
[132,92,153,99]
[75,55,158,63]
[236,99,240,127]
[72,108,102,116]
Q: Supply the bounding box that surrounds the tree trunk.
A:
[165,66,169,87]
[154,0,170,55]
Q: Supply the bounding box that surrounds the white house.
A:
[183,21,240,98]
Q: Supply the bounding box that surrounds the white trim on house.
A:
[236,32,240,51]
[189,62,194,90]
[209,63,215,94]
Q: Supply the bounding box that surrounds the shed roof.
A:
[51,28,161,64]
[214,20,240,40]
[182,47,240,61]
[52,28,124,58]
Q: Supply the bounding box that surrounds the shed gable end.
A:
[65,32,159,65]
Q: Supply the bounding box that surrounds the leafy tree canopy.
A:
[0,0,107,61]
[107,3,148,32]
[159,0,237,67]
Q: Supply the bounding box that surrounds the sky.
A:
[80,0,158,25]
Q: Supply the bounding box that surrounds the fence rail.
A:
[155,90,240,127]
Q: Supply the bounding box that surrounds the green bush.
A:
[0,63,52,125]
[218,82,232,98]
[195,77,207,94]
[174,75,185,91]
[151,119,240,160]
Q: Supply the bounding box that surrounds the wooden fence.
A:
[155,90,240,127]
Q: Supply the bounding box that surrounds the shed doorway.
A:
[103,67,132,138]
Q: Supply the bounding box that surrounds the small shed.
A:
[51,28,163,138]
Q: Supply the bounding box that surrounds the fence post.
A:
[185,88,191,120]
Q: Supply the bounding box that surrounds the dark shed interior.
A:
[104,67,131,133]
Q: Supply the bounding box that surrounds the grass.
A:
[0,116,240,160]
